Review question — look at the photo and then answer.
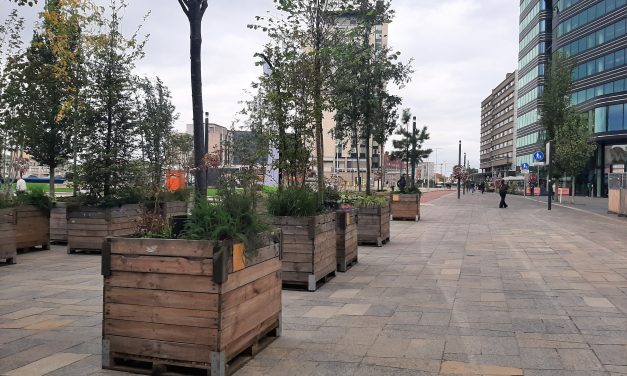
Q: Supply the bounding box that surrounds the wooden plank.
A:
[220,258,281,294]
[282,261,312,273]
[221,271,280,311]
[105,303,218,328]
[110,238,214,258]
[104,318,217,347]
[219,285,281,349]
[106,272,218,293]
[105,286,218,311]
[106,335,212,364]
[110,255,213,276]
[223,313,279,361]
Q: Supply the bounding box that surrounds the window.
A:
[609,104,624,131]
[595,107,608,133]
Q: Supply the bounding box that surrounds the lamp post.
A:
[457,140,461,199]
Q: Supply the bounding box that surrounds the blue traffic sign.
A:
[533,151,545,161]
[521,163,529,170]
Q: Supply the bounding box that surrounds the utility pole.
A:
[457,140,461,199]
[411,116,417,190]
[463,152,466,195]
[547,140,552,210]
[204,112,209,188]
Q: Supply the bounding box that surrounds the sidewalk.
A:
[0,193,626,375]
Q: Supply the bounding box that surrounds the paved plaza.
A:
[1,192,627,375]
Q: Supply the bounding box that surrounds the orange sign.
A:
[166,170,186,191]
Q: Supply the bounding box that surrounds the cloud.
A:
[3,0,518,174]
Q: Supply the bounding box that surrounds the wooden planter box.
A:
[0,208,16,264]
[67,204,143,254]
[16,205,50,250]
[390,193,421,221]
[272,212,336,291]
[336,209,358,272]
[146,201,188,221]
[357,203,390,247]
[609,189,620,214]
[102,233,282,375]
[50,202,67,243]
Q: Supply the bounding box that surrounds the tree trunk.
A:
[313,22,325,195]
[355,140,361,192]
[49,165,55,198]
[571,176,575,204]
[188,9,207,204]
[365,137,371,195]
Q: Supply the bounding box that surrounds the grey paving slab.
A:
[1,193,627,374]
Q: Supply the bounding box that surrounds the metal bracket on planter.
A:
[212,243,228,284]
[101,238,112,277]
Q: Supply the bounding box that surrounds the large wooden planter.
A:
[272,212,336,291]
[390,193,420,221]
[357,203,390,247]
[336,209,358,272]
[67,204,142,254]
[15,205,50,251]
[620,189,627,217]
[0,208,16,264]
[50,202,67,243]
[102,233,282,375]
[609,189,620,214]
[146,201,188,221]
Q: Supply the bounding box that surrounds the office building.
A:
[480,72,518,176]
[554,0,627,195]
[321,14,389,187]
[515,0,553,169]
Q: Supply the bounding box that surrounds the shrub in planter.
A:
[144,188,190,222]
[390,187,421,221]
[268,187,336,291]
[102,186,281,375]
[346,194,390,247]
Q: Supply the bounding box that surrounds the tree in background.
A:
[553,115,596,202]
[331,0,412,194]
[167,133,194,186]
[177,0,208,203]
[6,0,92,197]
[541,51,596,201]
[79,0,147,198]
[0,10,25,199]
[390,109,431,192]
[541,52,576,142]
[137,76,177,194]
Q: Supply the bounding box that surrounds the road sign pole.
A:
[457,141,461,200]
[547,141,552,211]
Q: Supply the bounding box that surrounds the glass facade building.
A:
[515,0,552,169]
[554,0,627,196]
[514,0,627,196]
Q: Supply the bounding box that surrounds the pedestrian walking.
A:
[16,174,27,195]
[499,182,508,209]
[480,182,485,194]
[398,174,407,193]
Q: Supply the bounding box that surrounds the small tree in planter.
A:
[102,179,282,375]
[346,193,389,247]
[268,187,336,291]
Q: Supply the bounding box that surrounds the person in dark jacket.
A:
[499,182,508,208]
[398,174,407,193]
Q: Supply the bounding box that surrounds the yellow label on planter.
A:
[345,212,350,225]
[233,243,246,272]
[392,194,400,202]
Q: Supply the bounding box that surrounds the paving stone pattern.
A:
[1,192,626,375]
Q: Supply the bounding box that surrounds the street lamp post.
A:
[457,141,461,199]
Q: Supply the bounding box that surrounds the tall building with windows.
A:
[480,72,517,176]
[554,0,627,195]
[515,0,553,168]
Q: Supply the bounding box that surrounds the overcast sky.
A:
[3,0,519,173]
